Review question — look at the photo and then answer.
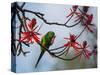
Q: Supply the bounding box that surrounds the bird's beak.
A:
[51,36,56,44]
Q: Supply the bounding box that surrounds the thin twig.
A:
[23,9,81,28]
[37,42,83,61]
[75,26,86,40]
[21,2,25,8]
[55,47,67,56]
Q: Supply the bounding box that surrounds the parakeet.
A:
[35,31,56,68]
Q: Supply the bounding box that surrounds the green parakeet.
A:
[35,31,56,68]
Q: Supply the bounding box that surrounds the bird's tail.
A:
[35,52,44,68]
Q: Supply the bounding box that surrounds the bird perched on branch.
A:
[35,31,56,68]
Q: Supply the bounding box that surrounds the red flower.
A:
[64,34,80,52]
[84,14,93,33]
[78,41,91,60]
[66,5,79,18]
[20,18,40,44]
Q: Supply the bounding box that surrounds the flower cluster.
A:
[67,5,94,33]
[19,18,40,44]
[78,41,91,59]
[64,34,80,53]
[64,33,96,60]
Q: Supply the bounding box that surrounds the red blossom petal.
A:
[64,37,70,40]
[75,42,81,46]
[86,14,93,23]
[19,32,30,42]
[84,49,91,59]
[27,18,37,31]
[31,18,37,25]
[32,34,40,43]
[20,37,27,42]
[27,36,33,43]
[21,32,30,36]
[83,14,93,33]
[85,14,93,25]
[70,34,76,38]
[72,43,79,52]
[28,23,33,31]
[70,34,76,42]
[64,42,70,47]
